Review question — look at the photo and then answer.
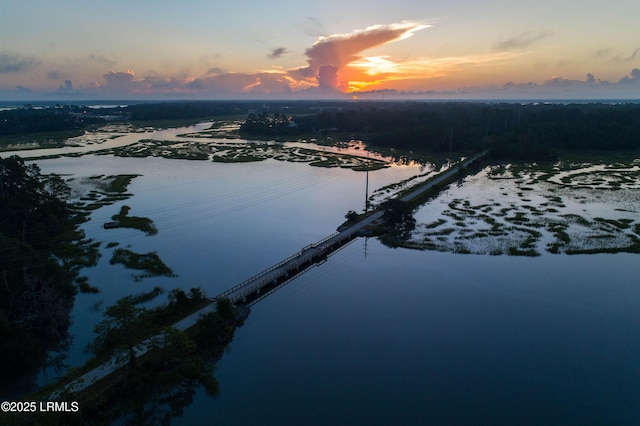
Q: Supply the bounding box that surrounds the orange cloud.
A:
[341,51,527,92]
[292,22,429,91]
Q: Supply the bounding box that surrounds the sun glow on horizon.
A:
[351,56,399,76]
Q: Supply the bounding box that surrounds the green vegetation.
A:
[110,248,175,281]
[17,291,245,425]
[387,157,640,256]
[104,174,139,193]
[237,102,640,163]
[0,156,101,380]
[0,105,106,139]
[380,199,417,239]
[5,101,640,163]
[70,174,138,213]
[77,276,100,294]
[100,138,387,171]
[344,210,359,222]
[111,205,158,236]
[240,112,300,136]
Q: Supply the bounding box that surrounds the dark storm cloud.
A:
[0,53,39,73]
[492,31,552,51]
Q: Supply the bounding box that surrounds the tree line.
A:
[0,105,106,136]
[0,156,88,381]
[4,101,640,161]
[239,102,640,161]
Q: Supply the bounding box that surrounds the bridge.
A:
[51,153,484,397]
[213,152,484,306]
[217,230,358,305]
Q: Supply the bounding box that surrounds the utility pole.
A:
[449,128,453,167]
[365,151,370,213]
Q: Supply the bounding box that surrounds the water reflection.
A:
[29,151,424,388]
[186,239,640,425]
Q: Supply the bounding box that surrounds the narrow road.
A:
[52,152,485,398]
[52,303,219,397]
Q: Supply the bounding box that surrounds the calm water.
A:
[12,132,640,424]
[34,150,423,374]
[178,242,640,425]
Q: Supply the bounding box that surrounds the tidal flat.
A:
[401,160,640,255]
[94,138,389,171]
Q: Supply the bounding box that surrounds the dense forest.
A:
[240,102,640,161]
[0,101,309,138]
[0,105,107,136]
[0,156,88,380]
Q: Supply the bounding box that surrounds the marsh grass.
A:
[111,205,158,236]
[397,158,640,256]
[99,139,389,171]
[110,248,175,281]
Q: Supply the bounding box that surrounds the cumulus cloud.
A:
[492,31,552,51]
[618,68,640,84]
[268,47,288,59]
[103,69,135,90]
[294,22,429,89]
[0,53,39,73]
[317,65,339,90]
[192,72,294,95]
[185,78,208,91]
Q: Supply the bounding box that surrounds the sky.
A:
[1,0,639,100]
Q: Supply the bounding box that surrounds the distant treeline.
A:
[0,101,313,136]
[3,101,640,161]
[0,105,107,136]
[240,102,640,161]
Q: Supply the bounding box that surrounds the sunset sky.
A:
[1,0,639,100]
